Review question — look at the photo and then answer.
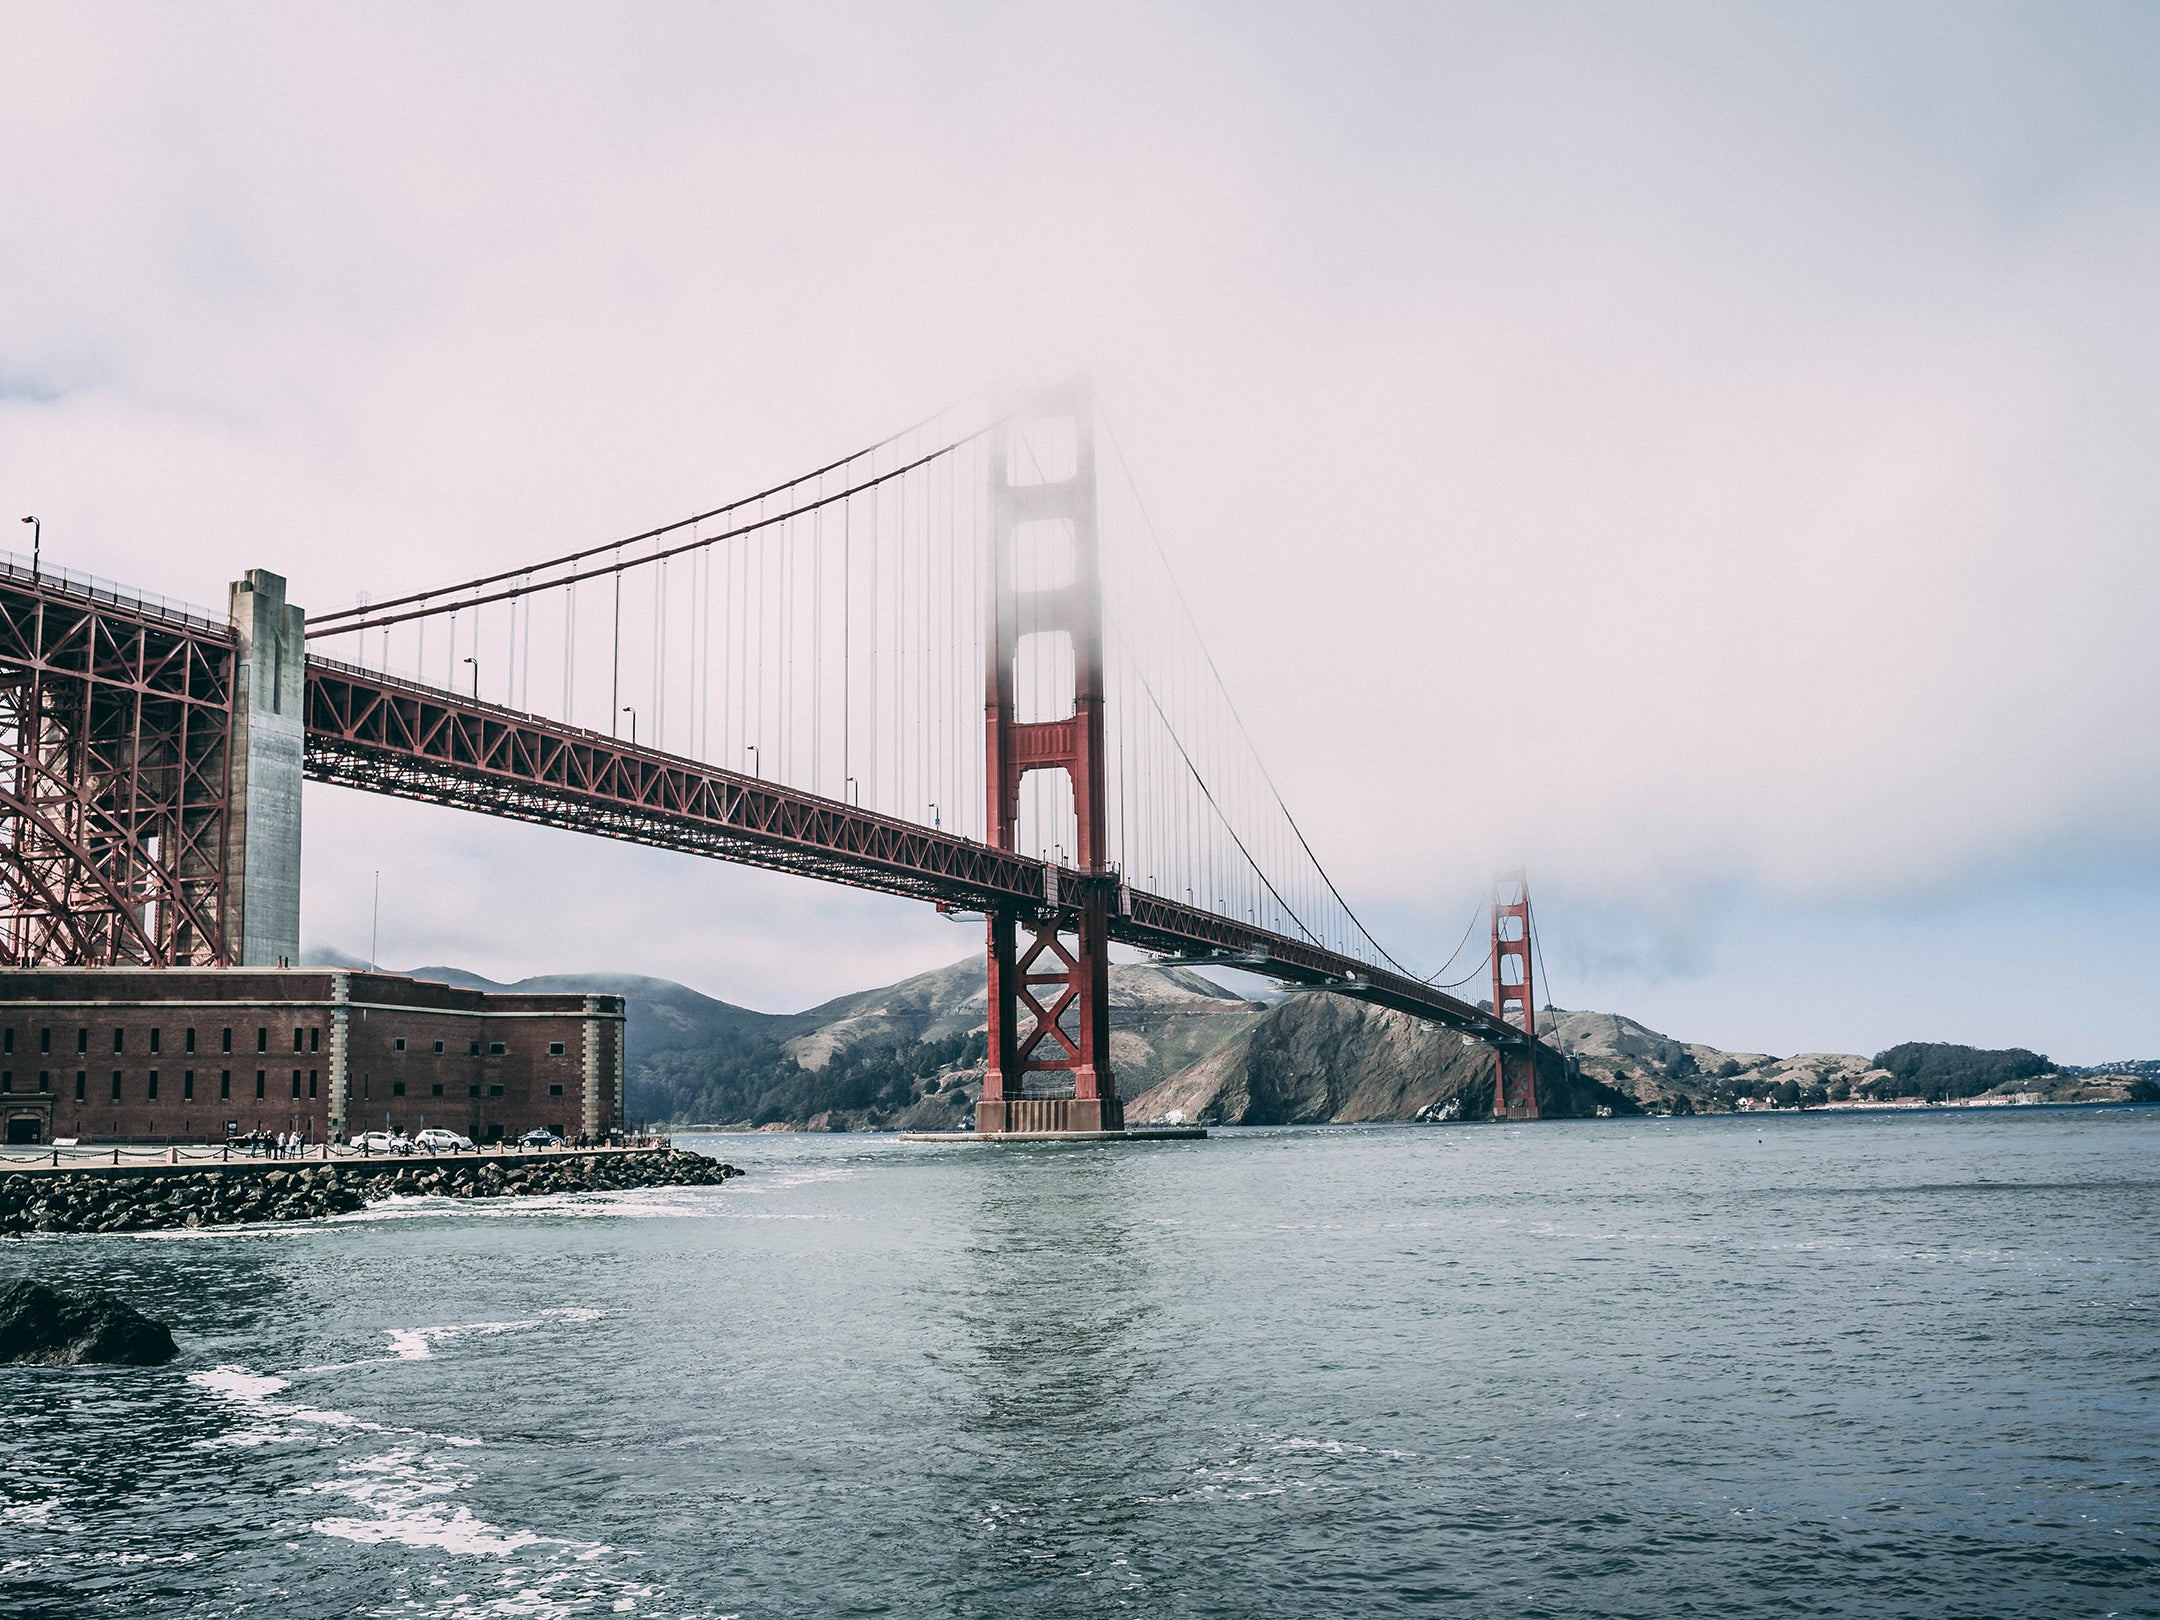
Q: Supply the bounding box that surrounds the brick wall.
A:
[0,969,623,1145]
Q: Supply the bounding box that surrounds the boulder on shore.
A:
[0,1278,177,1365]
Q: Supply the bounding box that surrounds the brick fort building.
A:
[0,968,624,1146]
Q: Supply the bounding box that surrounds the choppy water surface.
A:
[2,1109,2156,1618]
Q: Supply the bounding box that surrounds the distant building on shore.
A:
[0,969,623,1146]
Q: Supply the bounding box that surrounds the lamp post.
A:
[621,706,637,746]
[18,516,37,579]
[745,744,759,779]
[462,655,480,699]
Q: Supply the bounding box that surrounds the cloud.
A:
[2,2,2155,1043]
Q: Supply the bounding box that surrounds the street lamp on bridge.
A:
[18,516,37,579]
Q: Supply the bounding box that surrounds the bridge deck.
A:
[0,557,1526,1050]
[303,659,1524,1046]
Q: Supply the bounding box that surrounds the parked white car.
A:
[414,1128,474,1153]
[351,1130,410,1155]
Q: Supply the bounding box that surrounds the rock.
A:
[0,1279,178,1365]
[0,1150,737,1238]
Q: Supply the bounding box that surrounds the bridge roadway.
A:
[0,560,1523,1052]
[304,656,1520,1046]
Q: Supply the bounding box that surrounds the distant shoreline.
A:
[655,1098,2158,1133]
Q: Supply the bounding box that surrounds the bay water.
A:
[2,1109,2155,1618]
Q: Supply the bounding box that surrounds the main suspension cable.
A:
[311,396,996,629]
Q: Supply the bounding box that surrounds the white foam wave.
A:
[387,1307,603,1360]
[192,1366,291,1401]
[323,1186,748,1224]
[309,1448,555,1556]
[188,1364,481,1448]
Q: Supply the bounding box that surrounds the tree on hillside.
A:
[1870,1042,2052,1103]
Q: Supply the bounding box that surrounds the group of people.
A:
[230,1128,311,1159]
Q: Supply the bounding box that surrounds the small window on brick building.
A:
[110,1070,122,1101]
[221,1027,233,1053]
[433,1040,445,1055]
[149,1028,161,1055]
[308,1070,318,1098]
[256,1029,267,1053]
[293,1028,304,1053]
[2,1029,11,1054]
[394,1038,407,1052]
[38,1071,49,1092]
[310,1029,321,1053]
[548,1083,564,1097]
[431,1082,444,1097]
[220,1070,231,1099]
[40,1028,51,1054]
[291,1070,301,1099]
[112,1029,124,1053]
[488,1042,505,1056]
[185,1027,196,1054]
[1,1071,10,1093]
[468,1084,480,1098]
[392,1081,406,1097]
[76,1029,88,1054]
[255,1070,266,1099]
[184,1070,195,1101]
[75,1071,86,1100]
[147,1070,159,1100]
[488,1083,504,1098]
[548,1042,566,1056]
[469,1040,482,1057]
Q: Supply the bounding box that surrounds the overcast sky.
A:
[4,2,2156,1062]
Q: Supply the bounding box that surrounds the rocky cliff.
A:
[1126,991,1637,1125]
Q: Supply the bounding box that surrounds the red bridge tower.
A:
[1490,871,1539,1120]
[976,383,1122,1135]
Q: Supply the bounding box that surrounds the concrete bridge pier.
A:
[224,569,305,968]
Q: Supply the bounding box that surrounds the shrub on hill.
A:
[1868,1042,2053,1102]
[747,1028,988,1127]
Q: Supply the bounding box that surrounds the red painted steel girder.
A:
[302,659,1057,911]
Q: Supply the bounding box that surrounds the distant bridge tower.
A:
[977,382,1122,1134]
[1490,871,1539,1120]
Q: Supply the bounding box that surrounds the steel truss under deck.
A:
[0,564,234,966]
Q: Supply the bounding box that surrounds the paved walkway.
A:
[0,1141,673,1177]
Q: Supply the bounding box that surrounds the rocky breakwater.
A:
[0,1148,741,1237]
[369,1146,740,1204]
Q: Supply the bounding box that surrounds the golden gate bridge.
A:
[0,382,1550,1129]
